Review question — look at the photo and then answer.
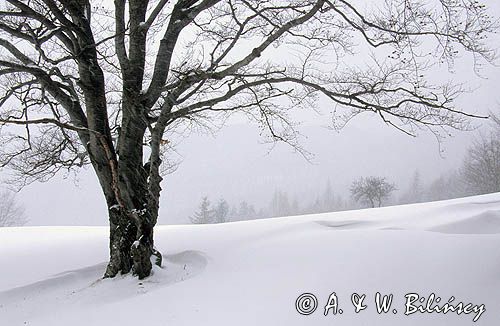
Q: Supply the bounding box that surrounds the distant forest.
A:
[190,115,500,224]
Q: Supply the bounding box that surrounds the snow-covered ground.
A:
[1,193,500,325]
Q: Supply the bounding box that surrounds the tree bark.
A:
[104,204,162,279]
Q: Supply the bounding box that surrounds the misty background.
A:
[1,0,500,226]
[9,71,499,226]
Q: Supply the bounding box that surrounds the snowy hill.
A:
[1,194,500,325]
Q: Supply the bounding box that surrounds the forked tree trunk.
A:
[97,97,163,279]
[104,205,162,279]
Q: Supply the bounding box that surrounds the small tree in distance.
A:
[350,176,396,208]
[214,199,229,223]
[190,197,214,224]
[399,170,424,204]
[0,190,28,227]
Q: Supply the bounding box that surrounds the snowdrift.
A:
[1,193,500,325]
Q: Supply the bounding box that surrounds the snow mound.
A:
[0,250,207,322]
[428,210,500,234]
[315,219,373,229]
[1,193,500,326]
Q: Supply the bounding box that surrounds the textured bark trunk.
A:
[104,205,162,279]
[104,207,135,277]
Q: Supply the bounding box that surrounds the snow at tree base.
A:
[1,193,499,326]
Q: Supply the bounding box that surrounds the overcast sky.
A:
[2,0,500,226]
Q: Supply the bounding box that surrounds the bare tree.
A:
[0,0,496,278]
[350,176,396,208]
[462,132,500,195]
[0,190,28,227]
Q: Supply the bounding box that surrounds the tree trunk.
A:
[369,198,375,208]
[104,200,162,279]
[96,96,162,279]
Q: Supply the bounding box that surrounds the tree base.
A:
[104,218,162,279]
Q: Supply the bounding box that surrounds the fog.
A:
[1,0,500,226]
[13,108,495,226]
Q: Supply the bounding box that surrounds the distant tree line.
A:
[190,114,500,223]
[189,181,348,224]
[189,196,262,224]
[400,113,500,204]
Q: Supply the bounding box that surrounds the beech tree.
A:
[350,176,396,208]
[0,0,496,279]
